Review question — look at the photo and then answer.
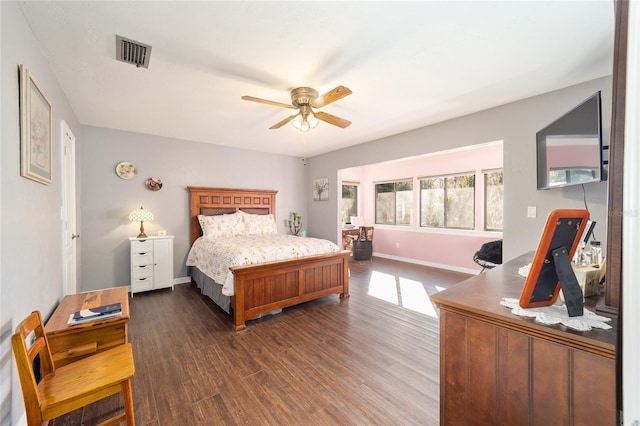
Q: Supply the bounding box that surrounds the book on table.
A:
[67,302,122,325]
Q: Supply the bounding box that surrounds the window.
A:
[375,180,413,225]
[485,170,503,231]
[420,178,444,227]
[420,173,475,229]
[341,183,358,223]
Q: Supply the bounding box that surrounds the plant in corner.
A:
[288,212,302,236]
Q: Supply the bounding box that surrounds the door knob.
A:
[72,234,80,239]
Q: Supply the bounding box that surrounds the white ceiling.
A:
[19,1,614,158]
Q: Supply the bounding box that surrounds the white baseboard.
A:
[121,277,190,293]
[372,252,479,276]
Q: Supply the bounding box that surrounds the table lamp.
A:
[129,206,153,238]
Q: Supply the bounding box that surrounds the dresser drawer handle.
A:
[67,342,98,357]
[136,265,148,269]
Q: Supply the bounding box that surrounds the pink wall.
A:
[372,229,499,271]
[341,142,503,272]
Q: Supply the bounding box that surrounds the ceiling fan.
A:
[241,86,352,132]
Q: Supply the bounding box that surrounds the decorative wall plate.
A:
[116,162,138,180]
[145,177,163,191]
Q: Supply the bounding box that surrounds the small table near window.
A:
[44,287,130,368]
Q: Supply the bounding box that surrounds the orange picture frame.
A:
[519,209,590,309]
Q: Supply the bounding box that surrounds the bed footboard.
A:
[230,250,350,331]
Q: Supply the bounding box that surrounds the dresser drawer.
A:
[131,239,153,252]
[131,252,152,266]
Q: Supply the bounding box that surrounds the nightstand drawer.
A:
[132,265,152,279]
[132,277,153,291]
[131,239,153,252]
[131,252,152,266]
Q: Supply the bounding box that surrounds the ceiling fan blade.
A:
[315,111,351,128]
[269,114,297,129]
[241,95,296,109]
[312,86,352,108]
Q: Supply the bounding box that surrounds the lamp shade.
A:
[129,206,153,222]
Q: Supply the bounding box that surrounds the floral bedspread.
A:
[186,234,340,296]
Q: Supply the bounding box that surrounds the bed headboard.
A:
[187,187,278,246]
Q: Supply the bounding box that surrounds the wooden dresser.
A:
[430,252,617,425]
[45,287,130,367]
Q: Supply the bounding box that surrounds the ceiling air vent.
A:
[116,35,152,69]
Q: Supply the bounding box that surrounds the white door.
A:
[62,120,78,295]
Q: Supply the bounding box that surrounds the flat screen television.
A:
[536,91,604,190]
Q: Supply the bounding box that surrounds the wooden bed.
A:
[188,186,350,331]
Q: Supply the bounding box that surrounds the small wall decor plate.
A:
[145,177,163,191]
[116,162,138,180]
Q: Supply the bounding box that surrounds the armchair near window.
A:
[473,239,503,272]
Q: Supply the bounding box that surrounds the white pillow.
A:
[198,213,245,237]
[241,212,278,235]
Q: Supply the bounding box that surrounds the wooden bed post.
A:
[340,255,350,299]
[233,279,246,331]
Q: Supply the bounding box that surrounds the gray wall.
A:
[305,77,611,262]
[79,126,307,291]
[1,2,81,424]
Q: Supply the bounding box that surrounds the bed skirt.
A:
[190,267,231,313]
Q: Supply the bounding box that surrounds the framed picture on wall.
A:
[313,178,329,201]
[19,64,53,185]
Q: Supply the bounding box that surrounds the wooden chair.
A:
[11,311,135,425]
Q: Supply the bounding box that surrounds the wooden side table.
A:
[44,287,130,368]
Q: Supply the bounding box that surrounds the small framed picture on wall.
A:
[19,64,53,185]
[313,178,329,201]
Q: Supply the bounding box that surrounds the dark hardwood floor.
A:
[55,257,472,425]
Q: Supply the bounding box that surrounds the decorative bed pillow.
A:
[198,213,245,237]
[241,212,279,235]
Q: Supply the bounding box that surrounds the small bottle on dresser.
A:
[590,241,602,268]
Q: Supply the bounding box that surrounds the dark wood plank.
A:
[496,328,530,426]
[54,257,470,425]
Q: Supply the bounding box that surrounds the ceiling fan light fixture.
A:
[292,114,318,132]
[308,112,319,129]
[291,113,304,130]
[299,117,311,132]
[291,106,319,132]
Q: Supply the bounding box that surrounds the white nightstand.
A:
[129,235,174,296]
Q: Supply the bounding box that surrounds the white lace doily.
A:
[500,298,612,331]
[518,263,532,278]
